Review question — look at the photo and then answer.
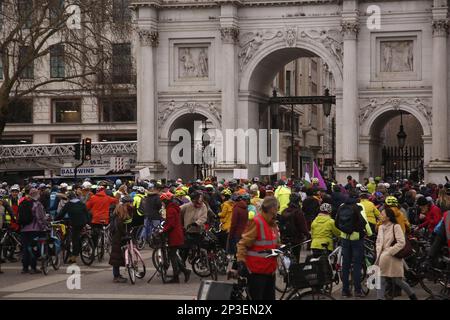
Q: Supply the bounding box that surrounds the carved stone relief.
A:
[178,47,209,79]
[380,40,414,73]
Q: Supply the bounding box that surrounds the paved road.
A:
[0,249,441,300]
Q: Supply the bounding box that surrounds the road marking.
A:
[2,292,196,300]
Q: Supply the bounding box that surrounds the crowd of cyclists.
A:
[0,175,449,300]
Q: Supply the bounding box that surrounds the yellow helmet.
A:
[175,189,186,197]
[221,188,232,196]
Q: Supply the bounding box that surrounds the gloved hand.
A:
[237,261,249,278]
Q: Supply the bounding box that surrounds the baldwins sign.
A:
[60,167,109,177]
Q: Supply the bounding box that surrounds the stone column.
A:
[215,3,240,180]
[431,19,449,161]
[341,20,359,163]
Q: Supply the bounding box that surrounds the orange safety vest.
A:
[245,214,278,274]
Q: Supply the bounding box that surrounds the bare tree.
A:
[0,0,135,136]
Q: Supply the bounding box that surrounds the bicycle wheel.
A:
[192,249,211,277]
[97,234,105,262]
[132,248,146,279]
[275,256,289,293]
[41,246,49,276]
[127,250,136,284]
[208,254,218,281]
[152,248,163,272]
[80,236,95,266]
[160,247,171,283]
[135,226,146,251]
[292,290,335,300]
[50,248,62,270]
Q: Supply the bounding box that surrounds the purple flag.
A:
[313,161,327,190]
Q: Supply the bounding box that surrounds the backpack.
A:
[18,199,34,226]
[49,192,60,212]
[336,204,357,235]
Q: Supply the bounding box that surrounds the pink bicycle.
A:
[122,232,146,284]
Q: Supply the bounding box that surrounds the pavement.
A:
[0,248,442,300]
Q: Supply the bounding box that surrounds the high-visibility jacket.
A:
[245,214,278,274]
[133,194,146,216]
[248,204,257,220]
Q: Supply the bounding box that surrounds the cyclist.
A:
[228,193,249,255]
[86,186,119,246]
[160,192,191,283]
[311,203,340,258]
[109,195,133,283]
[174,188,190,206]
[55,191,90,264]
[19,188,48,274]
[80,181,93,204]
[180,191,207,263]
[359,186,380,234]
[142,183,162,241]
[275,179,291,214]
[417,196,442,234]
[379,196,410,234]
[131,186,146,228]
[236,196,279,300]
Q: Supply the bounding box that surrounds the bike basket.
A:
[288,256,333,289]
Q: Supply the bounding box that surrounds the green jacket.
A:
[338,203,373,241]
[275,186,291,214]
[311,214,341,251]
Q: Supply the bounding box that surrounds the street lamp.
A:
[323,89,332,117]
[397,111,407,149]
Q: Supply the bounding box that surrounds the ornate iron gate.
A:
[382,146,424,182]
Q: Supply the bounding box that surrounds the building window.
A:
[53,99,81,123]
[285,70,291,96]
[113,0,131,23]
[99,133,137,142]
[50,44,65,78]
[51,135,81,143]
[19,46,34,79]
[6,99,33,123]
[100,97,136,122]
[18,0,32,29]
[0,136,32,145]
[112,43,132,84]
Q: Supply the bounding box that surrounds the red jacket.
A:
[162,202,184,247]
[86,190,118,225]
[229,200,249,239]
[419,204,442,233]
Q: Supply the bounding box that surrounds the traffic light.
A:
[84,138,92,160]
[74,143,81,160]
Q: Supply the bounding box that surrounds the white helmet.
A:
[356,183,363,189]
[384,183,390,189]
[136,186,146,194]
[82,181,92,189]
[10,184,20,191]
[59,183,68,189]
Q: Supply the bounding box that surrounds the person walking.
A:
[375,207,417,300]
[236,196,279,300]
[160,192,191,283]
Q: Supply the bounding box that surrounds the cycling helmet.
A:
[320,203,332,214]
[221,188,232,196]
[250,184,259,192]
[10,184,20,192]
[160,192,174,201]
[120,195,133,203]
[384,183,390,189]
[82,181,92,190]
[205,184,214,190]
[265,185,274,191]
[59,183,68,190]
[136,186,146,194]
[175,189,186,197]
[359,185,368,193]
[385,196,399,207]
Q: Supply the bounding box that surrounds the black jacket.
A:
[56,200,90,227]
[302,196,320,222]
[143,192,162,220]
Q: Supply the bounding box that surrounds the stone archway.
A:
[359,98,431,181]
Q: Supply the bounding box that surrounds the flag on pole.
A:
[313,161,327,190]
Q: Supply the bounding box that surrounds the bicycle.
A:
[93,220,111,262]
[0,227,22,260]
[27,230,60,275]
[149,223,172,284]
[122,230,146,284]
[61,224,95,266]
[426,255,450,300]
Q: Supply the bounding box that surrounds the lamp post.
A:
[397,111,407,179]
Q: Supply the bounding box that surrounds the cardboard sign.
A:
[139,167,151,180]
[272,162,286,174]
[233,169,248,180]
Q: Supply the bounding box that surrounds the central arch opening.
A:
[241,45,338,179]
